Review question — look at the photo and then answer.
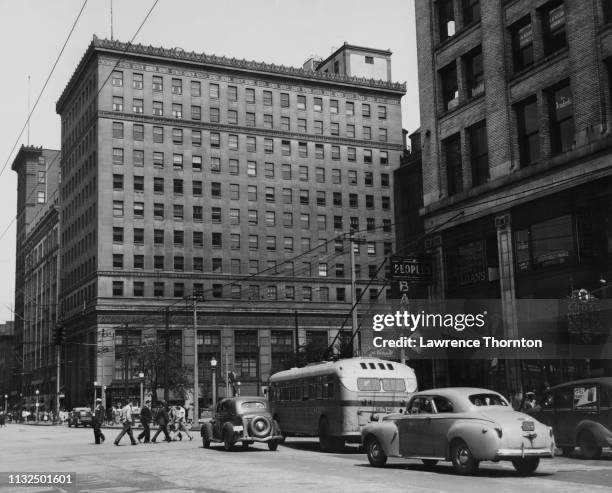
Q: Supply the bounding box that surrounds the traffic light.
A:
[54,324,64,346]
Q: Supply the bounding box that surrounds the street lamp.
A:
[93,381,99,410]
[35,389,39,421]
[4,394,7,415]
[210,357,217,408]
[138,372,144,407]
[237,381,241,397]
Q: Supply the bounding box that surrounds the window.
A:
[284,286,295,301]
[346,101,355,116]
[382,196,390,210]
[152,76,163,92]
[113,254,124,269]
[331,146,340,160]
[154,203,164,219]
[465,47,484,98]
[231,259,241,274]
[230,183,239,200]
[300,213,310,229]
[249,261,259,275]
[249,235,258,250]
[542,2,566,55]
[113,227,124,243]
[133,254,144,270]
[264,162,274,178]
[245,87,255,103]
[379,128,388,142]
[173,230,184,245]
[298,165,309,181]
[154,282,164,297]
[111,70,123,86]
[333,192,342,207]
[438,0,455,42]
[212,232,222,248]
[193,206,203,221]
[280,92,289,107]
[265,186,275,202]
[365,194,374,209]
[347,125,355,139]
[515,215,574,271]
[209,107,220,123]
[173,204,183,220]
[302,262,311,276]
[444,133,463,195]
[282,188,292,204]
[228,85,237,101]
[172,103,182,118]
[113,200,124,217]
[263,114,273,128]
[440,62,458,110]
[172,128,183,144]
[152,101,163,116]
[152,126,163,143]
[192,155,202,171]
[364,149,372,164]
[332,169,341,184]
[228,110,238,124]
[279,212,292,229]
[193,231,204,247]
[210,132,220,148]
[229,159,239,175]
[367,217,375,232]
[330,99,338,114]
[212,258,222,272]
[316,191,326,206]
[266,211,276,226]
[362,103,371,118]
[133,175,144,192]
[313,97,323,112]
[112,148,124,165]
[297,118,307,133]
[112,281,124,296]
[267,286,277,300]
[248,185,257,201]
[364,171,373,186]
[463,0,480,25]
[297,95,306,110]
[363,126,371,140]
[173,153,183,170]
[336,287,346,301]
[263,90,273,106]
[248,210,258,225]
[380,151,388,165]
[348,170,357,185]
[314,120,323,135]
[511,16,534,73]
[192,130,202,146]
[174,283,185,298]
[365,56,374,64]
[548,81,574,155]
[281,140,291,156]
[191,105,201,120]
[280,116,290,131]
[284,237,294,251]
[154,229,164,245]
[230,208,240,225]
[247,160,257,177]
[383,219,392,233]
[350,216,359,230]
[367,242,376,256]
[210,182,221,198]
[191,80,201,97]
[112,96,123,111]
[112,122,124,138]
[381,173,390,187]
[301,237,311,251]
[317,214,327,230]
[229,134,238,150]
[171,78,182,95]
[299,189,309,205]
[334,216,343,230]
[281,164,291,180]
[517,97,540,167]
[469,120,489,186]
[330,122,339,136]
[263,138,273,154]
[209,83,219,99]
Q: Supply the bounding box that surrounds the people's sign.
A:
[389,256,432,284]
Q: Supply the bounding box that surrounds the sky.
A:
[0,0,419,324]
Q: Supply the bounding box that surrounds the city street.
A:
[0,424,611,492]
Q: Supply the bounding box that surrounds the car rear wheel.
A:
[579,431,602,460]
[450,439,479,475]
[365,436,387,467]
[268,440,279,451]
[223,431,234,452]
[421,459,438,467]
[512,457,540,475]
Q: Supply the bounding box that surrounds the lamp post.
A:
[35,389,39,421]
[4,394,7,415]
[93,381,99,410]
[210,357,217,408]
[138,372,144,407]
[237,381,241,397]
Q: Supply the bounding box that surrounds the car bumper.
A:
[495,447,554,459]
[240,434,284,443]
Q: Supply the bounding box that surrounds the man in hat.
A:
[151,400,171,443]
[114,400,138,446]
[92,398,105,444]
[137,400,152,443]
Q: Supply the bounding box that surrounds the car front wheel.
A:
[579,431,602,460]
[223,431,234,452]
[450,439,479,475]
[365,436,387,467]
[512,457,540,475]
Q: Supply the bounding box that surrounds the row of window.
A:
[112,170,390,192]
[110,280,383,302]
[110,70,388,118]
[111,143,389,166]
[112,192,391,218]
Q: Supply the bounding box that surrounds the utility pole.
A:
[123,323,129,403]
[348,232,366,356]
[164,307,170,402]
[294,310,299,367]
[192,296,199,423]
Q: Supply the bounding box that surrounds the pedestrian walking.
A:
[113,400,137,446]
[151,401,171,443]
[174,405,193,441]
[137,400,152,443]
[92,398,105,444]
[0,411,6,427]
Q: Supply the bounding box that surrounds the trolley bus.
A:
[269,357,417,451]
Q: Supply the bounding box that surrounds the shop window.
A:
[515,215,574,271]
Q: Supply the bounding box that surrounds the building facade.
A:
[54,36,405,408]
[11,146,61,411]
[413,0,612,391]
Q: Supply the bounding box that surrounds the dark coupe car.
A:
[528,377,612,459]
[200,396,283,451]
[68,407,93,428]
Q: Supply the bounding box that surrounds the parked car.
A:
[68,407,93,428]
[527,377,612,459]
[199,396,284,451]
[361,388,555,475]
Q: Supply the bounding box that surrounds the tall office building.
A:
[11,146,61,411]
[54,36,405,406]
[413,0,612,389]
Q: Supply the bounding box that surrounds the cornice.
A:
[57,36,406,111]
[98,110,405,151]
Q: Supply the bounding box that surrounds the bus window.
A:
[382,378,406,392]
[368,363,376,369]
[324,376,335,399]
[316,377,323,399]
[386,364,394,370]
[296,382,302,401]
[357,377,380,391]
[360,363,367,369]
[378,363,385,369]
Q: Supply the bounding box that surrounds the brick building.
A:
[412,0,612,391]
[54,36,405,408]
[11,146,61,411]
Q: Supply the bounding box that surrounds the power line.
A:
[0,0,89,178]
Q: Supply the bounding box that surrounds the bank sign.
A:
[390,256,432,284]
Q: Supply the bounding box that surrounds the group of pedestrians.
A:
[91,398,193,446]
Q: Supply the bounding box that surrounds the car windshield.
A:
[469,393,509,406]
[240,401,267,410]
